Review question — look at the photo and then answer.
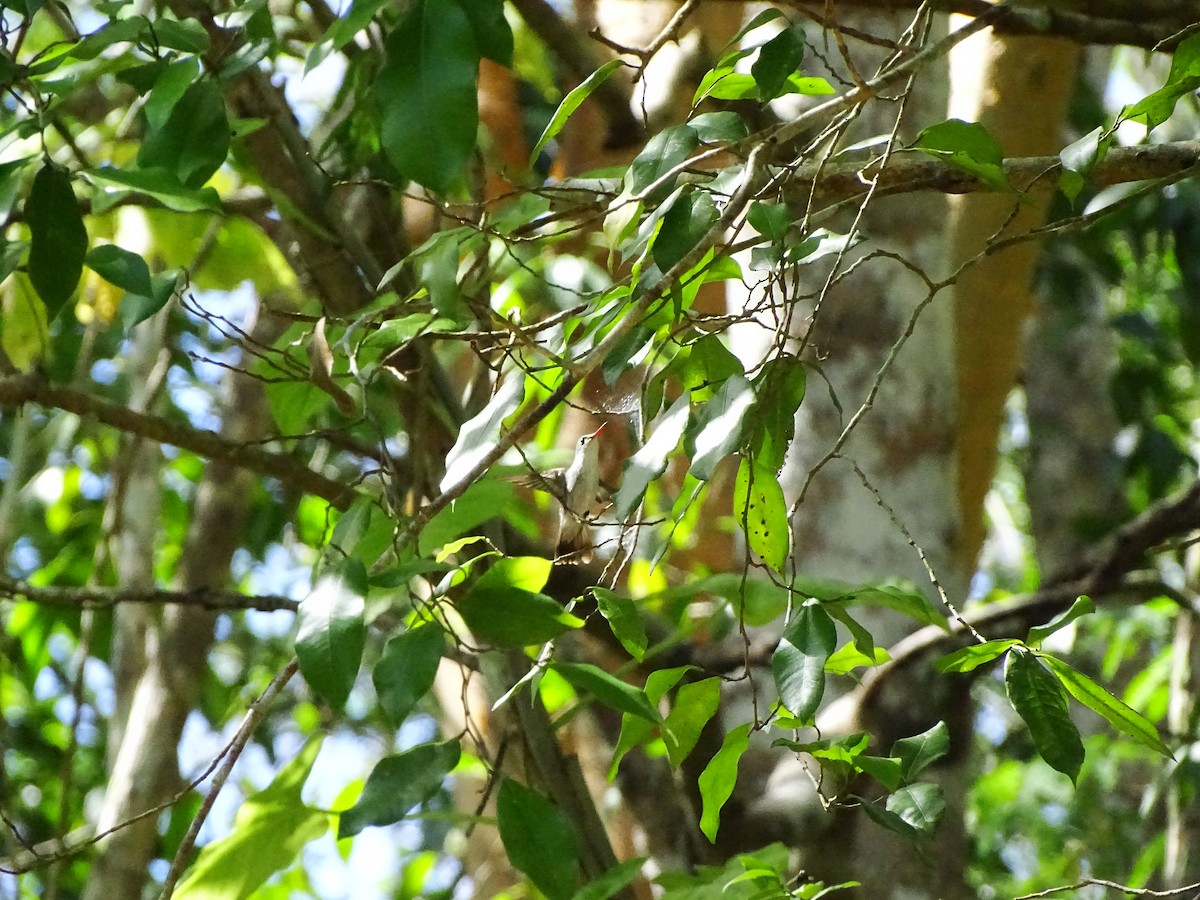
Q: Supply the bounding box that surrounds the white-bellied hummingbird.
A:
[513,423,608,560]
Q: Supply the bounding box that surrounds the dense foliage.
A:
[2,1,1200,899]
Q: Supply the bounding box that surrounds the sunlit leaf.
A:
[733,456,789,572]
[891,721,949,782]
[1027,595,1094,646]
[551,661,659,722]
[614,394,690,519]
[593,587,648,661]
[688,374,755,481]
[698,722,751,842]
[440,373,525,493]
[530,58,625,167]
[936,639,1021,674]
[663,677,721,767]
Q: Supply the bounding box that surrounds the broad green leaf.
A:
[593,587,648,661]
[1040,654,1172,758]
[751,25,803,101]
[936,639,1021,673]
[747,201,791,243]
[1,274,49,372]
[295,572,366,710]
[698,722,751,842]
[855,755,903,791]
[912,118,1011,193]
[694,68,758,104]
[614,394,690,519]
[551,661,659,722]
[653,189,718,274]
[885,782,944,835]
[570,857,647,900]
[497,779,581,900]
[733,456,789,572]
[154,16,211,52]
[378,0,479,192]
[668,333,743,400]
[746,354,806,473]
[1027,595,1095,646]
[663,677,721,767]
[842,582,947,629]
[118,269,180,334]
[530,59,624,167]
[1005,650,1084,783]
[89,165,222,212]
[891,721,949,782]
[824,642,888,675]
[474,556,552,594]
[337,740,460,837]
[330,496,397,565]
[137,80,229,188]
[373,624,444,726]
[458,585,582,647]
[608,666,693,780]
[627,124,699,196]
[460,0,511,65]
[85,244,153,297]
[860,799,920,840]
[788,74,835,96]
[175,737,327,899]
[439,373,524,492]
[419,478,516,556]
[1058,126,1107,201]
[69,17,148,60]
[1119,33,1200,131]
[25,164,86,317]
[688,374,755,481]
[771,600,837,723]
[143,57,201,131]
[309,0,390,72]
[688,111,747,144]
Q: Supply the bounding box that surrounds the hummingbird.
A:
[513,424,608,560]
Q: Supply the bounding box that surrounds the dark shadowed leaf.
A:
[373,623,444,726]
[137,80,229,188]
[885,782,945,835]
[498,779,581,900]
[552,661,659,721]
[751,25,803,101]
[25,164,86,317]
[892,721,950,782]
[338,741,460,837]
[1005,650,1083,783]
[85,244,153,297]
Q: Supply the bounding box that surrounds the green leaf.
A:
[1039,654,1172,758]
[694,68,757,104]
[841,582,947,629]
[614,394,690,519]
[337,740,460,838]
[377,0,479,192]
[460,0,512,66]
[885,782,944,835]
[772,600,837,722]
[824,642,888,675]
[751,25,803,101]
[295,571,366,710]
[85,244,154,297]
[497,780,581,900]
[733,456,789,572]
[687,373,755,481]
[570,857,647,900]
[137,80,230,189]
[663,677,721,767]
[593,587,648,661]
[458,581,582,647]
[419,478,516,556]
[1027,595,1094,646]
[697,722,751,842]
[860,798,920,841]
[153,16,211,52]
[552,661,659,722]
[891,721,949,782]
[746,354,806,473]
[143,57,202,131]
[1119,33,1200,131]
[1005,649,1084,783]
[373,623,444,726]
[747,201,791,243]
[912,118,1011,192]
[118,269,180,334]
[652,189,718,275]
[88,165,222,212]
[530,59,624,167]
[25,164,86,318]
[688,111,747,144]
[855,755,903,791]
[440,373,524,493]
[936,639,1021,674]
[175,737,327,899]
[2,274,49,372]
[69,17,149,60]
[627,124,699,196]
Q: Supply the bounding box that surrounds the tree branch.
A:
[0,374,354,510]
[0,577,299,612]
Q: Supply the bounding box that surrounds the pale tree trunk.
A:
[83,306,283,900]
